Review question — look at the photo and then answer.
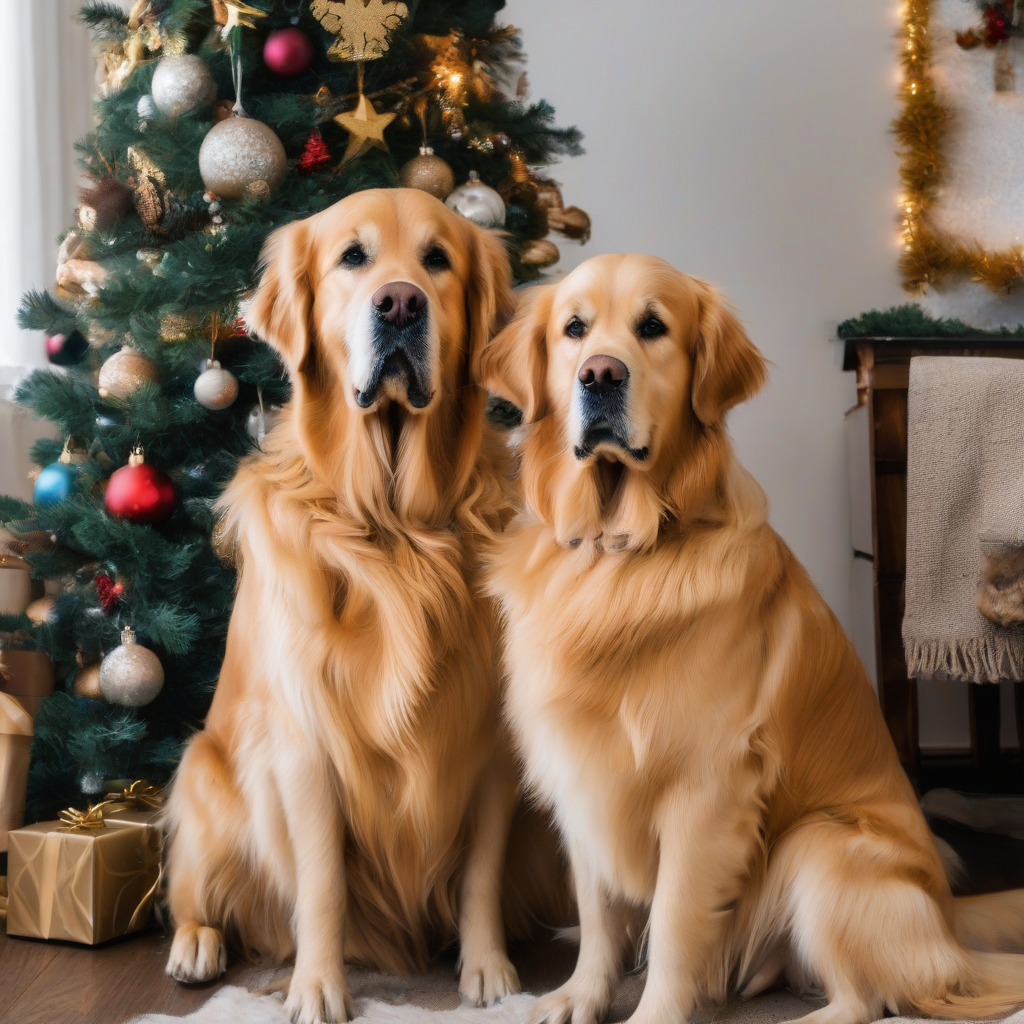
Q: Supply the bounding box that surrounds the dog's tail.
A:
[954,890,1024,950]
[916,951,1024,1019]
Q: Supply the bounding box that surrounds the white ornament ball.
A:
[199,117,287,199]
[445,171,506,228]
[137,94,157,120]
[99,626,164,707]
[151,55,217,117]
[194,359,239,410]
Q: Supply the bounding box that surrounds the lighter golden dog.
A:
[482,253,1024,1024]
[162,189,566,1024]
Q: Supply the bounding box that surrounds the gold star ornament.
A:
[333,93,396,162]
[221,1,267,35]
[309,0,409,61]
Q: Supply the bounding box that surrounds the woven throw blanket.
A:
[904,356,1024,683]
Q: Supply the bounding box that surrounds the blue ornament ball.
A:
[34,461,77,507]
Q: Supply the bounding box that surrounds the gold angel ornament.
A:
[310,0,410,61]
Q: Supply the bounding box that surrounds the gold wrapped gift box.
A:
[6,796,162,944]
[0,691,32,853]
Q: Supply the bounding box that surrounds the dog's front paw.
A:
[459,948,521,1006]
[284,969,353,1024]
[167,923,227,983]
[529,980,609,1024]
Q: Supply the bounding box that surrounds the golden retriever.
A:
[162,188,565,1024]
[481,253,1024,1024]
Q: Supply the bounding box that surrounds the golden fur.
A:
[162,189,566,1024]
[482,253,1024,1024]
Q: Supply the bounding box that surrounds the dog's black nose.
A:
[372,282,427,329]
[578,355,628,395]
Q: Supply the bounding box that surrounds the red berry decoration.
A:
[104,447,176,524]
[263,27,314,77]
[297,129,331,174]
[94,572,124,614]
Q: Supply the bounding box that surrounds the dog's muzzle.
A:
[355,281,433,410]
[573,354,650,462]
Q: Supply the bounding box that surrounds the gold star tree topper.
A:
[309,0,409,61]
[334,93,396,162]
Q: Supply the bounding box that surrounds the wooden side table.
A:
[844,335,1024,793]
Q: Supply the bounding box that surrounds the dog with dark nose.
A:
[574,353,648,462]
[357,281,432,408]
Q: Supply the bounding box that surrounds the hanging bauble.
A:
[97,345,160,401]
[73,662,104,700]
[199,117,287,200]
[519,238,561,269]
[400,147,455,201]
[194,359,239,410]
[264,27,314,77]
[104,447,176,524]
[45,330,89,366]
[137,94,157,120]
[246,401,284,446]
[25,595,57,624]
[150,54,217,117]
[34,461,77,507]
[99,626,164,707]
[445,171,505,228]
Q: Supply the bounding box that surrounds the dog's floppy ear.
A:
[477,283,555,425]
[246,219,315,375]
[465,225,516,378]
[690,280,766,426]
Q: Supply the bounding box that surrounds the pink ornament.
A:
[263,28,314,77]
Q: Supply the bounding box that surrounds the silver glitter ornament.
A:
[194,359,239,410]
[199,117,287,199]
[99,626,164,707]
[151,55,217,117]
[445,171,505,228]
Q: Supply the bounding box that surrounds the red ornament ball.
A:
[263,28,314,77]
[105,453,175,524]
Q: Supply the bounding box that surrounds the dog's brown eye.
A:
[423,246,451,271]
[340,244,368,267]
[637,315,667,340]
[565,316,586,339]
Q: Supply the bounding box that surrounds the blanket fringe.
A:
[904,636,1024,684]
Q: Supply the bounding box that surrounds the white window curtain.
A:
[0,0,97,381]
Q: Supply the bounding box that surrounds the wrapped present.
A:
[102,780,165,833]
[0,547,32,615]
[1,691,32,853]
[6,802,161,944]
[0,647,55,718]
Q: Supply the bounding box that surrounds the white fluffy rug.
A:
[130,984,1024,1024]
[133,987,539,1023]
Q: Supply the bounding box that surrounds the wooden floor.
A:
[1,822,1021,1024]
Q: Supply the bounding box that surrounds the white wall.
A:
[504,0,908,631]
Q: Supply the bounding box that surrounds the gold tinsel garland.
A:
[897,0,1024,294]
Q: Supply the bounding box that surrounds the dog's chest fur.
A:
[217,445,497,958]
[491,520,771,903]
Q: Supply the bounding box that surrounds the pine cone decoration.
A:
[133,174,165,233]
[159,197,210,238]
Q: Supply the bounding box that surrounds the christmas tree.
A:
[1,0,584,819]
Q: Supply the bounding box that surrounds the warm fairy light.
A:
[450,73,462,84]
